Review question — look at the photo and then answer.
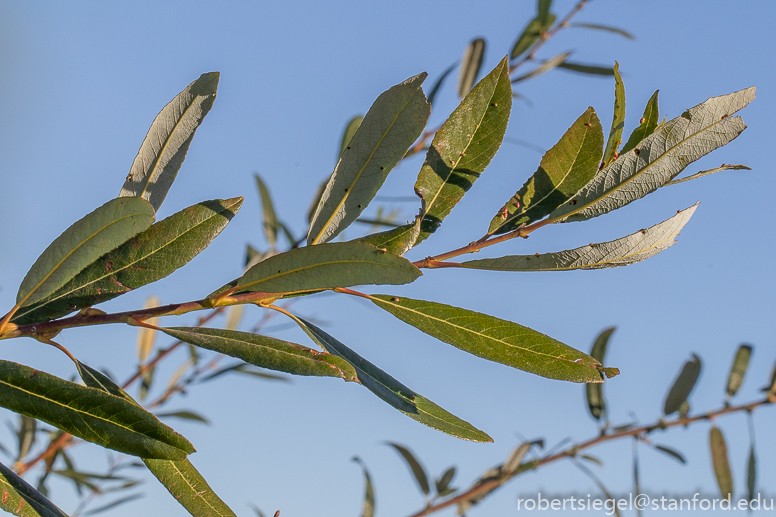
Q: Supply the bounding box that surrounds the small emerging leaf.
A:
[621,90,659,155]
[664,354,701,416]
[457,38,486,98]
[385,443,430,496]
[710,426,733,498]
[726,344,752,399]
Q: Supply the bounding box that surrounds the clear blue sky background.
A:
[0,1,774,516]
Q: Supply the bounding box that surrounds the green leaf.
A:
[556,62,614,76]
[653,444,686,464]
[119,72,219,212]
[511,51,570,83]
[747,445,756,503]
[487,107,602,235]
[475,204,697,271]
[510,14,556,60]
[230,241,421,296]
[621,90,659,155]
[726,344,752,399]
[160,327,358,381]
[550,87,755,223]
[415,57,512,245]
[144,458,237,517]
[663,354,701,416]
[602,62,625,166]
[710,426,733,498]
[435,466,456,495]
[0,460,70,517]
[198,362,288,383]
[369,295,616,383]
[0,360,194,459]
[585,327,615,421]
[356,218,422,256]
[14,198,241,325]
[16,416,37,463]
[308,73,430,244]
[580,454,603,466]
[295,318,492,442]
[75,361,134,401]
[339,115,364,158]
[83,494,143,516]
[457,38,486,98]
[427,62,457,107]
[15,197,155,309]
[254,174,279,249]
[537,0,552,25]
[385,443,430,496]
[568,23,635,40]
[155,411,211,425]
[352,457,375,517]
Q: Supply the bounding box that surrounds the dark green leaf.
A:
[352,457,375,517]
[653,444,686,464]
[295,318,492,442]
[510,14,556,60]
[254,174,279,249]
[369,295,616,383]
[155,411,211,425]
[747,445,756,502]
[356,218,422,256]
[602,62,626,166]
[385,443,430,496]
[14,198,241,325]
[0,360,193,459]
[427,62,457,107]
[621,90,659,155]
[568,22,635,40]
[76,361,135,401]
[435,466,456,496]
[556,62,614,76]
[586,328,615,421]
[710,426,733,498]
[487,107,602,234]
[537,0,552,25]
[144,458,237,517]
[511,51,570,83]
[663,354,701,416]
[230,241,421,296]
[308,73,430,244]
[119,72,219,212]
[0,460,70,517]
[339,116,364,158]
[457,38,486,98]
[416,57,512,245]
[15,197,155,310]
[726,344,752,399]
[83,494,143,516]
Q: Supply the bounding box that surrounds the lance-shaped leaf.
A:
[144,458,237,517]
[13,198,241,325]
[160,327,358,381]
[435,467,457,496]
[586,327,615,421]
[510,14,556,59]
[457,38,486,98]
[726,344,752,399]
[415,57,512,245]
[475,204,696,271]
[0,360,194,459]
[369,295,616,383]
[340,115,364,158]
[16,197,154,309]
[653,444,686,464]
[295,318,492,442]
[352,457,375,517]
[119,72,219,212]
[385,443,429,495]
[427,62,457,107]
[556,62,614,76]
[621,90,659,155]
[550,87,755,223]
[602,62,625,166]
[16,416,37,463]
[710,426,733,498]
[356,218,421,256]
[663,354,701,415]
[747,445,756,503]
[255,174,279,249]
[230,241,420,296]
[487,107,602,235]
[568,23,635,40]
[307,73,430,245]
[511,51,571,83]
[0,461,70,517]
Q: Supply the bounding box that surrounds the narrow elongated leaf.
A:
[254,174,279,249]
[427,62,457,107]
[119,72,219,211]
[308,73,430,244]
[457,38,486,98]
[511,51,571,83]
[568,23,635,40]
[747,445,756,502]
[356,218,421,256]
[352,457,375,517]
[16,416,37,463]
[416,57,512,244]
[550,87,755,223]
[385,443,430,496]
[435,467,456,495]
[710,426,733,498]
[537,0,552,24]
[137,295,160,364]
[295,318,492,442]
[653,444,686,464]
[0,360,193,459]
[82,494,143,516]
[666,163,751,186]
[340,116,364,158]
[664,354,702,415]
[369,295,616,383]
[14,198,241,325]
[155,411,210,425]
[16,197,155,309]
[556,62,614,76]
[0,461,69,517]
[476,204,696,272]
[488,107,602,235]
[586,328,615,421]
[510,15,556,59]
[160,327,358,381]
[726,344,752,399]
[621,90,659,155]
[602,62,625,166]
[144,458,237,517]
[231,241,420,296]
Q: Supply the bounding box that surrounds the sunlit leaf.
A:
[369,295,616,383]
[511,51,571,83]
[602,62,625,166]
[586,327,615,421]
[510,14,556,60]
[255,174,279,249]
[385,442,430,496]
[653,444,686,464]
[119,72,219,212]
[352,457,375,517]
[457,38,486,98]
[663,354,701,416]
[144,458,237,517]
[710,426,733,498]
[0,460,69,517]
[726,344,752,399]
[339,116,364,158]
[568,22,635,40]
[621,90,659,155]
[356,218,421,256]
[308,73,430,244]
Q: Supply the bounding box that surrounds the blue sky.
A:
[0,1,774,516]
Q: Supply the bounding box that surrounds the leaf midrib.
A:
[168,460,232,516]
